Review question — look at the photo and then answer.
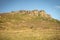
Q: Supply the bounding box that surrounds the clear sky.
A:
[0,0,60,20]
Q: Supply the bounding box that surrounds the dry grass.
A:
[0,29,60,40]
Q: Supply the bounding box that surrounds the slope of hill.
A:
[0,10,60,40]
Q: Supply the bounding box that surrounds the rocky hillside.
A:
[0,10,60,40]
[0,10,60,30]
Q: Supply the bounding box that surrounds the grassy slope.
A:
[0,12,60,40]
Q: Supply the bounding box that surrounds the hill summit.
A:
[11,10,51,18]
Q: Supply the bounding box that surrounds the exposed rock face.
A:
[16,10,51,18]
[0,10,50,18]
[38,10,51,18]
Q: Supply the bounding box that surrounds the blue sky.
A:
[0,0,60,20]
